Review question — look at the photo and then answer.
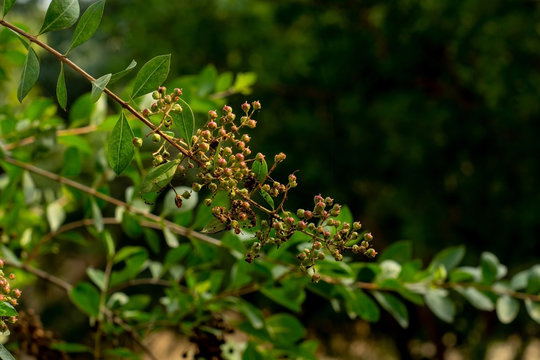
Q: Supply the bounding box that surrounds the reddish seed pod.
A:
[222,105,232,114]
[209,110,218,119]
[242,101,251,113]
[252,100,261,110]
[313,241,322,250]
[174,88,183,96]
[208,121,218,130]
[247,120,257,128]
[236,153,245,161]
[298,221,307,230]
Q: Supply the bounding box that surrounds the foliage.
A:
[0,1,540,359]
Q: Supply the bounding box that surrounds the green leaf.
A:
[527,265,540,294]
[2,0,16,17]
[102,231,115,259]
[86,267,105,291]
[162,226,179,248]
[481,252,499,285]
[69,282,100,317]
[0,344,16,360]
[201,218,228,233]
[107,112,134,175]
[428,245,465,273]
[238,300,265,329]
[56,63,67,110]
[110,249,148,287]
[91,198,103,232]
[260,189,274,209]
[425,290,455,323]
[140,159,180,194]
[251,156,268,183]
[266,313,306,346]
[90,73,111,102]
[525,299,540,324]
[39,0,80,34]
[61,147,81,176]
[171,98,195,147]
[233,72,257,94]
[0,302,17,317]
[46,201,65,232]
[455,287,494,311]
[378,240,412,263]
[339,287,380,322]
[261,279,307,312]
[109,59,137,83]
[373,291,409,328]
[130,54,170,98]
[17,46,40,102]
[68,0,105,52]
[496,295,519,324]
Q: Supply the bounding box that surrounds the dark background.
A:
[13,0,540,358]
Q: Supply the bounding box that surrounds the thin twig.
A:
[0,19,201,166]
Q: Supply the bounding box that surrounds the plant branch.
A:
[3,259,72,292]
[0,19,201,166]
[1,156,222,248]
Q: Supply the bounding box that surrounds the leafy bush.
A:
[0,1,540,359]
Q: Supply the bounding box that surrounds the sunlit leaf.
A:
[0,302,17,317]
[455,287,494,311]
[171,98,195,147]
[107,112,134,175]
[68,0,105,52]
[131,54,170,98]
[0,344,16,360]
[140,159,180,194]
[46,201,65,232]
[373,291,409,328]
[17,46,39,102]
[39,0,80,34]
[69,282,100,317]
[496,295,519,324]
[90,73,111,102]
[428,245,465,273]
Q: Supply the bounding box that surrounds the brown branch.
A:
[0,19,201,166]
[3,259,72,292]
[2,157,222,249]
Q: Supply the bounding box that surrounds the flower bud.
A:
[242,101,251,113]
[247,120,257,128]
[252,100,261,110]
[353,222,362,230]
[133,137,143,148]
[274,152,286,163]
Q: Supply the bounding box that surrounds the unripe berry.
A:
[242,101,251,113]
[303,210,313,219]
[172,104,182,112]
[182,190,191,199]
[364,232,374,242]
[158,86,166,95]
[200,142,210,152]
[313,241,322,250]
[142,108,150,117]
[227,112,236,122]
[286,217,295,226]
[297,252,307,261]
[133,137,143,148]
[222,105,232,114]
[366,248,377,258]
[152,133,161,143]
[174,88,183,96]
[318,252,326,260]
[152,91,160,100]
[252,100,261,110]
[298,221,307,230]
[192,183,202,192]
[242,134,251,143]
[208,121,218,130]
[353,222,362,230]
[297,209,305,218]
[154,155,164,164]
[209,110,218,120]
[311,273,321,283]
[204,198,212,206]
[246,119,257,128]
[151,102,159,112]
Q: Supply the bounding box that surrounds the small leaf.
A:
[39,0,80,35]
[140,159,180,194]
[86,267,105,291]
[17,46,40,102]
[428,245,465,273]
[480,252,499,285]
[90,73,111,102]
[56,63,67,111]
[109,60,137,83]
[2,0,16,17]
[266,313,306,347]
[378,240,412,264]
[107,112,134,175]
[171,97,195,147]
[238,300,265,330]
[525,299,540,324]
[455,287,494,311]
[46,201,65,232]
[527,265,540,294]
[102,231,115,259]
[425,290,455,323]
[130,54,170,98]
[201,218,228,234]
[69,282,100,317]
[162,226,179,248]
[260,189,274,209]
[373,291,409,328]
[91,198,103,232]
[0,302,17,317]
[0,344,16,360]
[496,295,519,324]
[68,0,105,52]
[251,156,268,183]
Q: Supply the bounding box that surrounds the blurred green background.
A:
[7,0,540,358]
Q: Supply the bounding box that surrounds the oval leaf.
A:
[251,156,268,183]
[68,0,105,52]
[455,287,494,311]
[0,302,18,317]
[91,73,111,102]
[496,295,519,324]
[56,63,67,110]
[110,60,137,84]
[266,313,306,346]
[0,344,16,360]
[525,299,540,324]
[425,290,455,323]
[17,46,40,103]
[107,112,134,175]
[481,252,499,285]
[39,0,80,35]
[130,54,170,98]
[373,291,409,328]
[140,159,180,194]
[260,189,274,209]
[170,97,195,147]
[428,245,465,273]
[69,281,100,317]
[3,0,16,17]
